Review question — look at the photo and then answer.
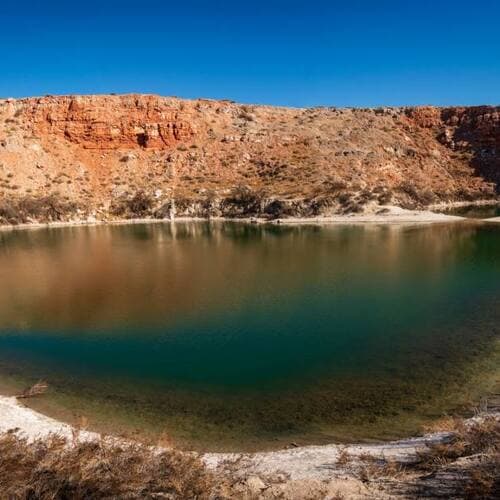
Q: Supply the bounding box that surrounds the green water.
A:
[0,222,499,451]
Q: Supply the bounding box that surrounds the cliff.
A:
[0,94,498,223]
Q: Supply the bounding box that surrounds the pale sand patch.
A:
[260,206,465,225]
[203,433,453,481]
[0,395,98,443]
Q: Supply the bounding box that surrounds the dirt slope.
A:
[0,94,498,223]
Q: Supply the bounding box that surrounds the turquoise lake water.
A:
[0,221,498,450]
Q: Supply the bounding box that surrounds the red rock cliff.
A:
[0,94,498,221]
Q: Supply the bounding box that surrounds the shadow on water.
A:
[0,221,499,450]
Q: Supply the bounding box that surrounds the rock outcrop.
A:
[23,95,194,150]
[0,94,498,223]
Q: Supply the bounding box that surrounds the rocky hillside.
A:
[0,94,498,223]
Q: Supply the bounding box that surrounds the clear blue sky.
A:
[1,0,499,107]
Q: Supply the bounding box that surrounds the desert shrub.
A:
[307,196,336,216]
[18,195,76,221]
[0,195,78,224]
[0,432,218,499]
[358,189,376,203]
[110,191,153,218]
[418,189,437,205]
[398,181,436,206]
[324,178,348,193]
[377,190,393,205]
[357,454,404,483]
[159,196,221,218]
[238,105,255,122]
[175,197,199,216]
[399,181,419,201]
[416,417,499,470]
[153,200,173,219]
[128,191,153,216]
[337,192,352,206]
[238,111,254,122]
[454,187,490,202]
[119,154,135,162]
[415,417,500,499]
[342,202,364,214]
[336,446,352,466]
[0,200,19,224]
[200,190,219,215]
[263,199,294,219]
[464,454,500,499]
[220,186,265,217]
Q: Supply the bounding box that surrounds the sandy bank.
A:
[0,395,98,443]
[0,394,485,481]
[2,395,499,499]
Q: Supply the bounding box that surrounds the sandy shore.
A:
[3,394,500,500]
[0,395,98,443]
[0,394,472,480]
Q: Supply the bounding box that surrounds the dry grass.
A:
[417,416,499,470]
[422,415,463,433]
[0,431,221,499]
[0,416,497,499]
[356,453,406,483]
[415,416,500,498]
[336,446,352,467]
[464,455,500,499]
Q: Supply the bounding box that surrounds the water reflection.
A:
[0,222,495,332]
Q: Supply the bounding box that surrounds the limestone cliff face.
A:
[23,95,194,150]
[0,94,498,222]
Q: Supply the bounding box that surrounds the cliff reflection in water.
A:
[0,221,492,332]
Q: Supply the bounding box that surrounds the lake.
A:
[0,221,499,451]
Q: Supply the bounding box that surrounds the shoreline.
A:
[2,395,498,499]
[1,394,496,481]
[0,206,471,233]
[3,198,499,232]
[429,199,500,209]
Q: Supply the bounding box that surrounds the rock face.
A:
[23,95,194,150]
[441,107,500,188]
[0,94,498,222]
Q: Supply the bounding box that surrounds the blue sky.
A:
[1,0,499,107]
